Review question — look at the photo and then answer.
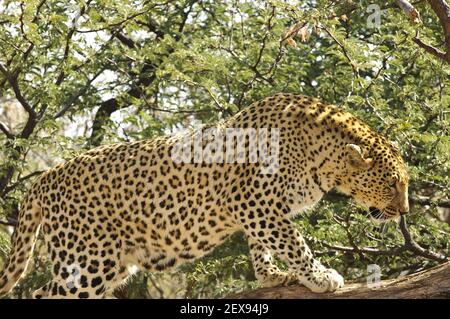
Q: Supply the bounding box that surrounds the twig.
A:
[321,241,405,256]
[55,0,93,86]
[178,79,226,113]
[74,0,165,34]
[398,214,448,261]
[320,26,365,90]
[413,31,447,61]
[3,170,45,194]
[55,68,106,118]
[321,214,448,262]
[332,212,367,262]
[420,179,450,192]
[410,196,450,208]
[235,5,277,108]
[324,190,450,209]
[18,2,35,61]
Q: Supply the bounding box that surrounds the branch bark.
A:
[228,261,450,299]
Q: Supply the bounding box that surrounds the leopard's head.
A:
[336,139,409,221]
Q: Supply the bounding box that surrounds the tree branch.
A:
[87,1,199,146]
[0,62,39,197]
[0,63,38,139]
[54,67,106,119]
[413,33,447,61]
[395,0,422,23]
[320,26,364,88]
[427,0,450,54]
[0,65,36,118]
[317,191,449,264]
[410,0,450,63]
[2,170,44,195]
[398,213,448,261]
[0,218,17,227]
[88,62,158,146]
[55,0,93,86]
[321,215,447,262]
[324,190,450,209]
[409,196,450,208]
[228,261,450,298]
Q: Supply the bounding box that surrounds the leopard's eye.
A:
[388,178,397,188]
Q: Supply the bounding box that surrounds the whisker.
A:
[375,211,384,219]
[381,222,388,237]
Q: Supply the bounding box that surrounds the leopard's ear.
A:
[345,144,373,170]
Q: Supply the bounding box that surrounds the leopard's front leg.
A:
[239,204,344,293]
[248,239,298,288]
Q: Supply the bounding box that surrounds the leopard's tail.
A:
[0,193,42,296]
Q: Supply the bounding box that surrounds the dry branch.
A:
[228,261,450,299]
[395,0,422,23]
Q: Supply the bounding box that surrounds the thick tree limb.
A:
[228,261,450,298]
[229,212,448,299]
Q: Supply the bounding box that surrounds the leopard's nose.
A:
[400,201,409,215]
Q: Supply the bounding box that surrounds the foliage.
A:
[0,0,449,298]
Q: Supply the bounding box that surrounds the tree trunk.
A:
[228,262,450,299]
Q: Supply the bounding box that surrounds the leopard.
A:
[0,93,409,298]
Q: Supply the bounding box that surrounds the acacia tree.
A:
[0,0,449,298]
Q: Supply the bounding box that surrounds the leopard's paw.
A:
[300,268,344,293]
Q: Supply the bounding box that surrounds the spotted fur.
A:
[0,93,409,298]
